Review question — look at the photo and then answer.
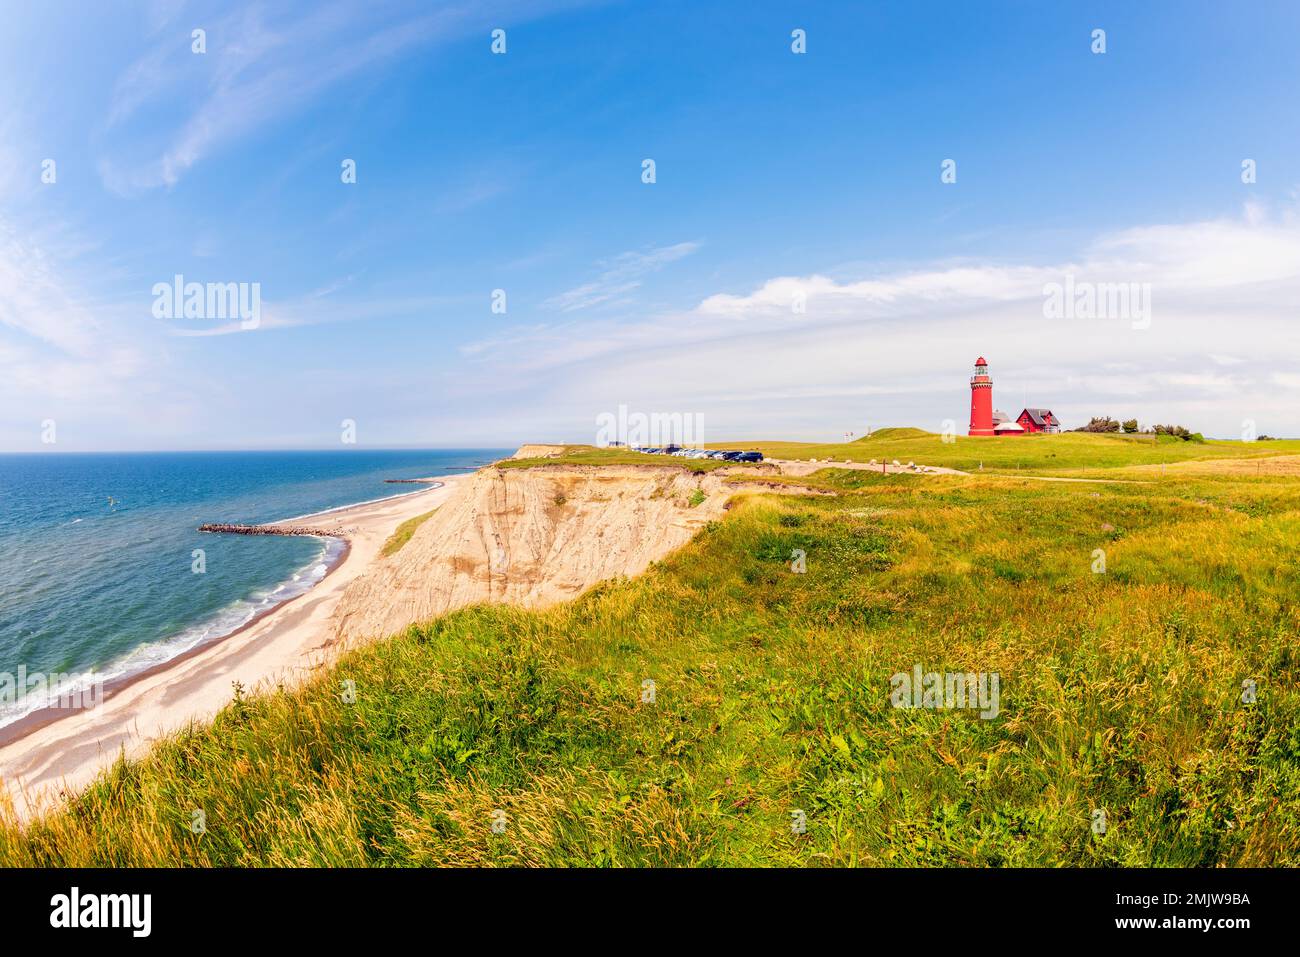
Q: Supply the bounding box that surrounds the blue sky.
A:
[3,0,1300,450]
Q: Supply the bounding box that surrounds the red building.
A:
[968,357,994,436]
[1016,407,1060,434]
[967,356,1060,436]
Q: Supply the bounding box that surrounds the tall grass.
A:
[2,469,1297,865]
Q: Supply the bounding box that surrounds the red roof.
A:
[975,356,987,365]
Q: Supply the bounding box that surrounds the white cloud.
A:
[0,217,184,448]
[0,220,114,360]
[164,290,458,337]
[461,206,1300,439]
[97,1,582,195]
[543,241,701,312]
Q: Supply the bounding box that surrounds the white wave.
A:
[269,480,444,525]
[0,536,347,729]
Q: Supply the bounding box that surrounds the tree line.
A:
[1073,417,1207,442]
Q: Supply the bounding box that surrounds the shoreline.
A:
[1,478,454,742]
[0,537,359,749]
[267,479,445,525]
[0,475,462,821]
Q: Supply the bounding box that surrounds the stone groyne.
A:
[197,523,344,537]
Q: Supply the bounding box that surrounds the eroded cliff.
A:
[332,463,738,642]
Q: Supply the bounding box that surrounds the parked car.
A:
[736,451,764,462]
[719,451,743,461]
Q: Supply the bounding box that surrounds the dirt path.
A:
[768,457,966,477]
[978,473,1153,485]
[769,457,1151,484]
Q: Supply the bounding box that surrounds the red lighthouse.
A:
[968,356,995,436]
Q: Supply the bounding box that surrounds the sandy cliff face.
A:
[332,464,735,643]
[510,444,568,459]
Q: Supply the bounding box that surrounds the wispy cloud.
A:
[0,215,172,450]
[166,290,460,337]
[97,0,580,195]
[543,241,701,312]
[0,219,116,360]
[461,203,1300,438]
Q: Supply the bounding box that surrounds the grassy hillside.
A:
[380,509,438,557]
[3,465,1297,865]
[713,429,1300,477]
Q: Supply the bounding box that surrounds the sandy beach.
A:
[0,476,461,822]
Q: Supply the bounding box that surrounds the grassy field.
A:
[2,446,1297,865]
[713,427,1300,477]
[497,444,754,473]
[502,429,1300,480]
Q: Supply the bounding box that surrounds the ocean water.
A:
[0,449,508,727]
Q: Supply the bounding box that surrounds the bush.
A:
[1153,424,1198,441]
[1122,419,1139,433]
[1077,416,1121,433]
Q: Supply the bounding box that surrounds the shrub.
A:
[1153,424,1198,441]
[1077,416,1120,433]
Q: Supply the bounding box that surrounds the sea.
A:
[0,449,508,728]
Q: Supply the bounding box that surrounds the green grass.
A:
[711,429,1300,477]
[3,464,1298,866]
[380,509,438,557]
[497,445,748,473]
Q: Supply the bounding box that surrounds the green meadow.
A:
[2,432,1297,865]
[497,445,744,472]
[504,429,1300,479]
[717,426,1300,477]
